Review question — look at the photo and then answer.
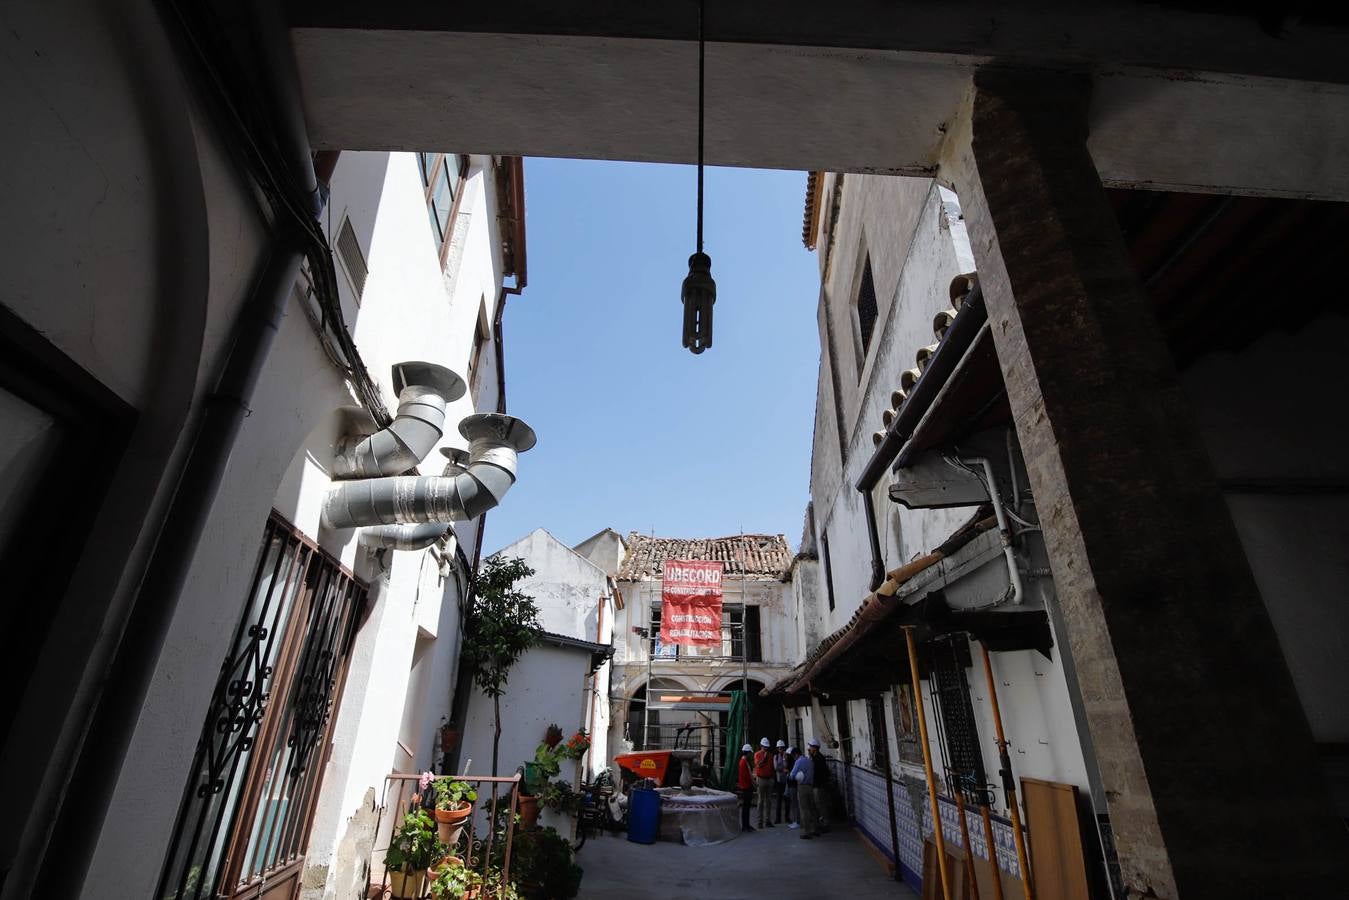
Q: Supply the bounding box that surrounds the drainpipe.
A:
[50,238,304,896]
[323,414,536,530]
[959,457,1025,606]
[854,280,986,594]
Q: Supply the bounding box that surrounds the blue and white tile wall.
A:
[830,760,1022,891]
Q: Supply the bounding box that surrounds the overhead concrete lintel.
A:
[294,29,1349,202]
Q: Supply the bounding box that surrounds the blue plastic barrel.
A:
[626,788,661,844]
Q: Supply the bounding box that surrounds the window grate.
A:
[930,638,986,799]
[856,256,879,356]
[336,218,368,301]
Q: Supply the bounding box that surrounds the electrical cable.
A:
[161,0,391,425]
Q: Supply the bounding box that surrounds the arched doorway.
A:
[626,677,700,751]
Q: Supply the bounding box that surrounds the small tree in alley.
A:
[462,554,541,775]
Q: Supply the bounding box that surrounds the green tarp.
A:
[715,690,749,791]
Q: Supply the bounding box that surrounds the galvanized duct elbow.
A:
[333,362,466,479]
[359,522,456,552]
[322,413,537,530]
[353,447,473,550]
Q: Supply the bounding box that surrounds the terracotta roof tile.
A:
[618,532,793,580]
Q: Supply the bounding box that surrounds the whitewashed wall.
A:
[800,172,1096,817]
[79,147,513,900]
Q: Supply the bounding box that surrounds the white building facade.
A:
[609,533,800,773]
[457,527,617,792]
[781,172,1107,894]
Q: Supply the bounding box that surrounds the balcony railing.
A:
[370,772,521,899]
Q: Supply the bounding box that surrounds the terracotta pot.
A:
[518,794,540,830]
[388,868,428,899]
[434,802,473,847]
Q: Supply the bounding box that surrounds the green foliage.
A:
[531,742,563,780]
[385,809,439,872]
[432,778,478,811]
[463,555,541,699]
[539,779,579,815]
[499,827,583,899]
[430,859,521,900]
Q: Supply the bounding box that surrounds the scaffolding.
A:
[637,568,753,761]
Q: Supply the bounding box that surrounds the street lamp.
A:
[681,0,715,354]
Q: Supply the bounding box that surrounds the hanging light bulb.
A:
[681,0,715,354]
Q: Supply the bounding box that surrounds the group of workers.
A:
[736,736,832,839]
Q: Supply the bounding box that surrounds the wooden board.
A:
[1021,777,1092,900]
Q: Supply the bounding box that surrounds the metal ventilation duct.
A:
[323,413,537,530]
[353,445,473,550]
[333,361,465,479]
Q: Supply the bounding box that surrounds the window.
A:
[855,255,879,361]
[157,513,366,900]
[724,604,761,662]
[335,217,368,302]
[419,153,466,263]
[867,696,889,770]
[467,303,491,402]
[930,639,986,797]
[821,531,837,611]
[836,701,854,765]
[650,604,678,658]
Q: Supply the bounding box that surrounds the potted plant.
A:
[429,774,478,847]
[430,856,481,900]
[385,808,439,899]
[539,780,579,816]
[560,729,590,761]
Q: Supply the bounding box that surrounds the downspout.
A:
[53,239,305,896]
[853,278,986,595]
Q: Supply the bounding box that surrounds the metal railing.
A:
[371,772,520,899]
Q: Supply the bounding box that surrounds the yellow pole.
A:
[955,791,981,900]
[979,801,1006,900]
[979,642,1034,900]
[904,626,952,900]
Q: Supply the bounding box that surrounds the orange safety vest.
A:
[753,749,775,778]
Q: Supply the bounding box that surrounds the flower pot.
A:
[388,867,428,899]
[434,803,473,847]
[518,794,540,830]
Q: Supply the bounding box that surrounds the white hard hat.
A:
[760,737,771,747]
[742,743,753,752]
[787,746,797,754]
[776,739,786,748]
[807,737,821,747]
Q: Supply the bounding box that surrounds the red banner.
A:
[660,560,724,646]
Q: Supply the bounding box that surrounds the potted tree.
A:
[430,776,478,847]
[462,555,541,776]
[385,808,439,899]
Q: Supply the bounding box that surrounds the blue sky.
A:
[483,159,821,554]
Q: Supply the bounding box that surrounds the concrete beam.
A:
[939,70,1349,897]
[292,29,1349,200]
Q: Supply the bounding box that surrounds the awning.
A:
[762,508,1052,707]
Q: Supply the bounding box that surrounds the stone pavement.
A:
[574,820,920,899]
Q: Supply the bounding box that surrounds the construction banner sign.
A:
[660,559,724,646]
